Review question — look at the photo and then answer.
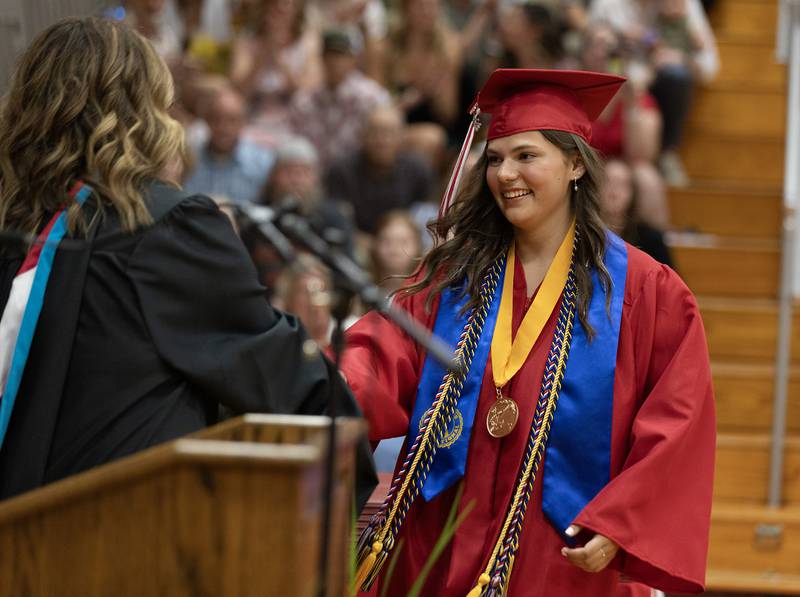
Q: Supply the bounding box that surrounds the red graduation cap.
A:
[476,69,626,143]
[438,69,625,217]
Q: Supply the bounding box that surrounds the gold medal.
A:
[487,389,519,438]
[489,223,575,439]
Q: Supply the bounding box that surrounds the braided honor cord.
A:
[355,256,504,590]
[468,263,578,597]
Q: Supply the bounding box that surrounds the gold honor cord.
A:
[354,370,458,589]
[490,222,575,389]
[467,293,575,597]
[354,259,504,591]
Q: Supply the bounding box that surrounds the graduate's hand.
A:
[560,525,619,573]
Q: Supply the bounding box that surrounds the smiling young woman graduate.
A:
[341,69,716,597]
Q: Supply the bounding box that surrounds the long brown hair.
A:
[402,130,611,337]
[0,17,186,237]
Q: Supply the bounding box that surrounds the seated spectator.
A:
[371,211,423,297]
[600,159,673,267]
[291,28,391,169]
[656,0,707,60]
[589,0,719,187]
[325,105,435,236]
[490,2,564,70]
[123,0,181,61]
[183,86,274,204]
[262,136,355,256]
[582,22,670,229]
[172,0,232,74]
[386,0,463,156]
[310,0,389,82]
[444,0,497,60]
[230,0,321,148]
[367,210,423,472]
[175,73,228,152]
[272,253,335,348]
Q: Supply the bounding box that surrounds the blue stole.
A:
[408,264,506,501]
[410,233,628,533]
[542,233,627,539]
[0,184,92,449]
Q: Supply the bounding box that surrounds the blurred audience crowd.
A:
[113,0,719,350]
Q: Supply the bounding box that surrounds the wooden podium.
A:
[0,414,365,597]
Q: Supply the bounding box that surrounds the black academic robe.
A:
[0,181,376,505]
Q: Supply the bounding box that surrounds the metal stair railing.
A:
[771,0,800,509]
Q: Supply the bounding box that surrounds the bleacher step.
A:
[706,570,800,595]
[698,297,799,361]
[713,361,800,433]
[709,0,779,41]
[670,237,780,298]
[715,37,786,90]
[715,435,800,503]
[681,133,784,185]
[668,186,781,239]
[708,504,800,583]
[689,87,785,138]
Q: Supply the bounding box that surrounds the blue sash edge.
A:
[0,185,92,449]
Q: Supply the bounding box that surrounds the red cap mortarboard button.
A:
[476,69,626,144]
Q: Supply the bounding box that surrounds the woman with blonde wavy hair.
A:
[0,17,375,505]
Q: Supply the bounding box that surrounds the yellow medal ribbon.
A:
[491,222,575,389]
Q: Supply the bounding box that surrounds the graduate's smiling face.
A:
[486,130,583,235]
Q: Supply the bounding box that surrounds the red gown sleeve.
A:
[339,281,441,442]
[573,258,716,594]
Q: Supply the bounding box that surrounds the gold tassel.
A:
[355,541,383,589]
[466,573,491,597]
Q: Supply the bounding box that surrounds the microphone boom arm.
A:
[277,213,462,374]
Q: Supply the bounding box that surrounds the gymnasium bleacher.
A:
[668,0,800,593]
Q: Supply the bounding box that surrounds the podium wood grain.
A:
[0,415,364,597]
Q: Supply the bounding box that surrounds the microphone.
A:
[235,202,297,264]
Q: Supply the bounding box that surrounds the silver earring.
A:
[573,179,578,192]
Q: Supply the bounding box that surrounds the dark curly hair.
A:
[401,130,611,338]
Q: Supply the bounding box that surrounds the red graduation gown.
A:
[342,244,715,596]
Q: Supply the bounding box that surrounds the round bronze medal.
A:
[486,397,519,438]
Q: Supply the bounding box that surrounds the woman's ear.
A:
[571,157,587,181]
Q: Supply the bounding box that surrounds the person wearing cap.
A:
[340,69,715,596]
[290,27,391,170]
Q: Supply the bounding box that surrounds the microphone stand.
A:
[324,267,352,597]
[239,206,462,596]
